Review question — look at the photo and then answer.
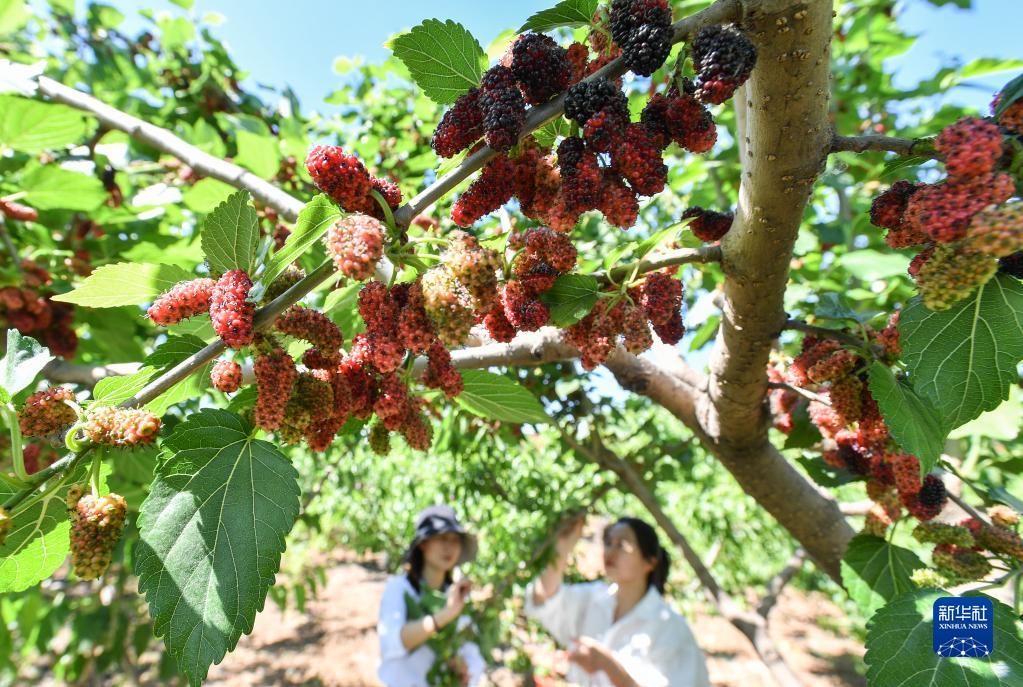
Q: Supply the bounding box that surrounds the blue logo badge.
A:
[933,597,993,657]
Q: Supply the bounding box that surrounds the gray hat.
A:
[402,504,478,565]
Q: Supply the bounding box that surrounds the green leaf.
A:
[259,194,339,291]
[456,370,549,424]
[949,386,1021,441]
[540,274,599,327]
[0,0,31,35]
[900,275,1023,430]
[201,190,258,276]
[995,72,1023,118]
[52,262,195,308]
[0,330,53,403]
[841,534,924,619]
[135,410,300,686]
[865,589,1023,685]
[813,293,877,323]
[636,216,695,260]
[0,96,90,153]
[93,335,209,410]
[839,249,909,281]
[22,165,106,211]
[0,464,86,593]
[533,117,572,149]
[391,19,486,105]
[519,0,599,33]
[234,130,279,179]
[183,178,236,214]
[868,362,946,477]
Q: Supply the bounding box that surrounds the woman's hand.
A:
[555,513,586,559]
[436,578,472,628]
[448,655,469,687]
[568,636,613,674]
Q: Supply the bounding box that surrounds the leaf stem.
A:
[1,405,28,482]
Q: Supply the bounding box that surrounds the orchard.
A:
[0,0,1022,685]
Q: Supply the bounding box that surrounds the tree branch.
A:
[766,380,829,406]
[830,133,935,157]
[599,245,721,287]
[756,548,806,618]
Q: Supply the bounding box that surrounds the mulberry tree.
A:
[0,0,1022,684]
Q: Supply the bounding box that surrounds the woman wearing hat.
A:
[525,516,711,687]
[377,505,484,687]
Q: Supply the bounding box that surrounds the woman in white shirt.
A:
[525,516,711,687]
[378,505,485,687]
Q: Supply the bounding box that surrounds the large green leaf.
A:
[183,178,236,214]
[135,410,300,686]
[233,130,279,179]
[540,274,599,327]
[0,95,90,152]
[868,362,946,477]
[391,19,486,105]
[841,534,925,619]
[0,330,52,404]
[200,190,258,276]
[456,370,549,424]
[899,275,1023,431]
[52,262,195,308]
[519,0,599,33]
[258,194,339,292]
[22,165,106,211]
[865,589,1023,686]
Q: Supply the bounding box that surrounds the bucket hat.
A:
[401,504,478,565]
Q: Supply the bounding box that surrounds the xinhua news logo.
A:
[932,597,994,658]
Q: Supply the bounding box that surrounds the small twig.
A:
[757,548,806,618]
[766,381,830,406]
[948,492,990,525]
[600,245,722,286]
[830,133,936,158]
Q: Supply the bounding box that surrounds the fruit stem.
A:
[89,452,102,497]
[1,405,28,482]
[370,189,399,240]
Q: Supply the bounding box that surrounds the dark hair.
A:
[607,517,670,594]
[405,544,454,594]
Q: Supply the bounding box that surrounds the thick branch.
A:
[830,133,934,157]
[41,360,141,387]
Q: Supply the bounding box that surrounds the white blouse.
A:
[377,575,486,687]
[524,581,711,687]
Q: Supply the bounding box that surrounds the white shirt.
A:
[524,581,711,687]
[377,575,485,687]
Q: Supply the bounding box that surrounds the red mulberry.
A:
[598,172,640,229]
[275,305,344,361]
[829,374,864,424]
[612,124,667,196]
[501,281,549,332]
[209,270,255,349]
[583,109,629,153]
[326,214,385,281]
[807,349,860,384]
[254,346,297,431]
[889,452,922,499]
[433,88,484,158]
[211,359,242,393]
[638,270,683,326]
[374,373,412,431]
[869,180,929,248]
[622,303,653,353]
[451,154,515,227]
[422,341,464,398]
[400,405,433,451]
[651,308,685,345]
[398,280,439,354]
[511,34,571,105]
[682,206,733,242]
[68,491,127,580]
[480,66,525,152]
[305,145,373,212]
[84,407,161,446]
[147,278,215,326]
[691,25,757,104]
[0,198,39,222]
[18,386,76,437]
[905,174,1015,244]
[994,91,1023,134]
[936,117,1003,179]
[904,474,947,521]
[482,303,516,342]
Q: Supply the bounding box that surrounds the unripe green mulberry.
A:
[912,521,975,548]
[369,422,391,456]
[932,543,991,582]
[975,524,1023,560]
[964,203,1023,258]
[421,267,475,346]
[84,407,161,446]
[262,265,305,304]
[915,244,999,311]
[910,568,950,589]
[441,230,501,311]
[68,490,127,580]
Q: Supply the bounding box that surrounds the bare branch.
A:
[839,500,874,517]
[599,245,722,286]
[831,133,935,158]
[766,380,830,406]
[757,548,806,618]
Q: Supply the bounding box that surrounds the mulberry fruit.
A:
[829,374,864,424]
[905,474,947,521]
[989,504,1020,528]
[433,88,484,158]
[621,23,672,76]
[622,303,653,353]
[936,117,1003,179]
[421,267,475,345]
[452,154,515,226]
[369,422,391,456]
[480,66,525,152]
[976,524,1023,560]
[583,109,629,153]
[18,386,76,437]
[932,543,991,581]
[651,308,685,345]
[638,270,683,326]
[807,349,860,384]
[999,251,1023,278]
[305,145,373,211]
[442,230,501,310]
[373,373,412,431]
[209,270,255,349]
[68,491,127,580]
[609,0,671,47]
[889,452,922,499]
[397,280,439,354]
[908,245,935,279]
[262,265,305,304]
[326,214,385,280]
[682,206,733,242]
[691,25,758,104]
[964,202,1023,258]
[147,278,215,326]
[482,303,516,343]
[211,359,242,393]
[0,198,39,222]
[609,0,672,76]
[612,123,667,196]
[558,136,602,214]
[400,405,433,451]
[564,78,629,127]
[84,407,161,446]
[511,34,571,105]
[422,341,464,398]
[994,91,1023,133]
[275,305,344,361]
[598,171,639,229]
[869,181,929,248]
[913,521,975,548]
[904,173,1015,244]
[254,346,298,431]
[501,280,550,332]
[915,244,999,311]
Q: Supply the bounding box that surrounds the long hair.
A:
[405,545,454,594]
[610,517,670,594]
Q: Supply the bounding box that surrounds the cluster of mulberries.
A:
[277,372,335,445]
[452,154,515,227]
[421,266,476,346]
[510,34,571,105]
[682,206,733,242]
[209,270,255,349]
[253,345,298,431]
[691,25,758,104]
[868,180,928,249]
[914,245,1000,311]
[304,145,402,219]
[0,287,78,358]
[609,0,673,76]
[442,230,501,311]
[147,278,216,326]
[913,510,1023,585]
[18,386,77,437]
[83,407,161,447]
[275,305,345,367]
[963,202,1023,258]
[211,359,242,393]
[326,214,386,281]
[67,489,127,580]
[640,88,718,154]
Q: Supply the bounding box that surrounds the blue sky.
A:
[52,0,1023,114]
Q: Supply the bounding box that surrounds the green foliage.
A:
[540,274,599,327]
[257,194,338,293]
[841,534,925,619]
[0,95,90,153]
[456,370,549,424]
[0,331,52,404]
[391,19,486,104]
[200,190,259,276]
[519,0,599,34]
[52,263,196,308]
[868,362,946,477]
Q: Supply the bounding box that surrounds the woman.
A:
[525,516,711,687]
[378,505,485,687]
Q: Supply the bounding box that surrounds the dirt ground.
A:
[203,552,866,687]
